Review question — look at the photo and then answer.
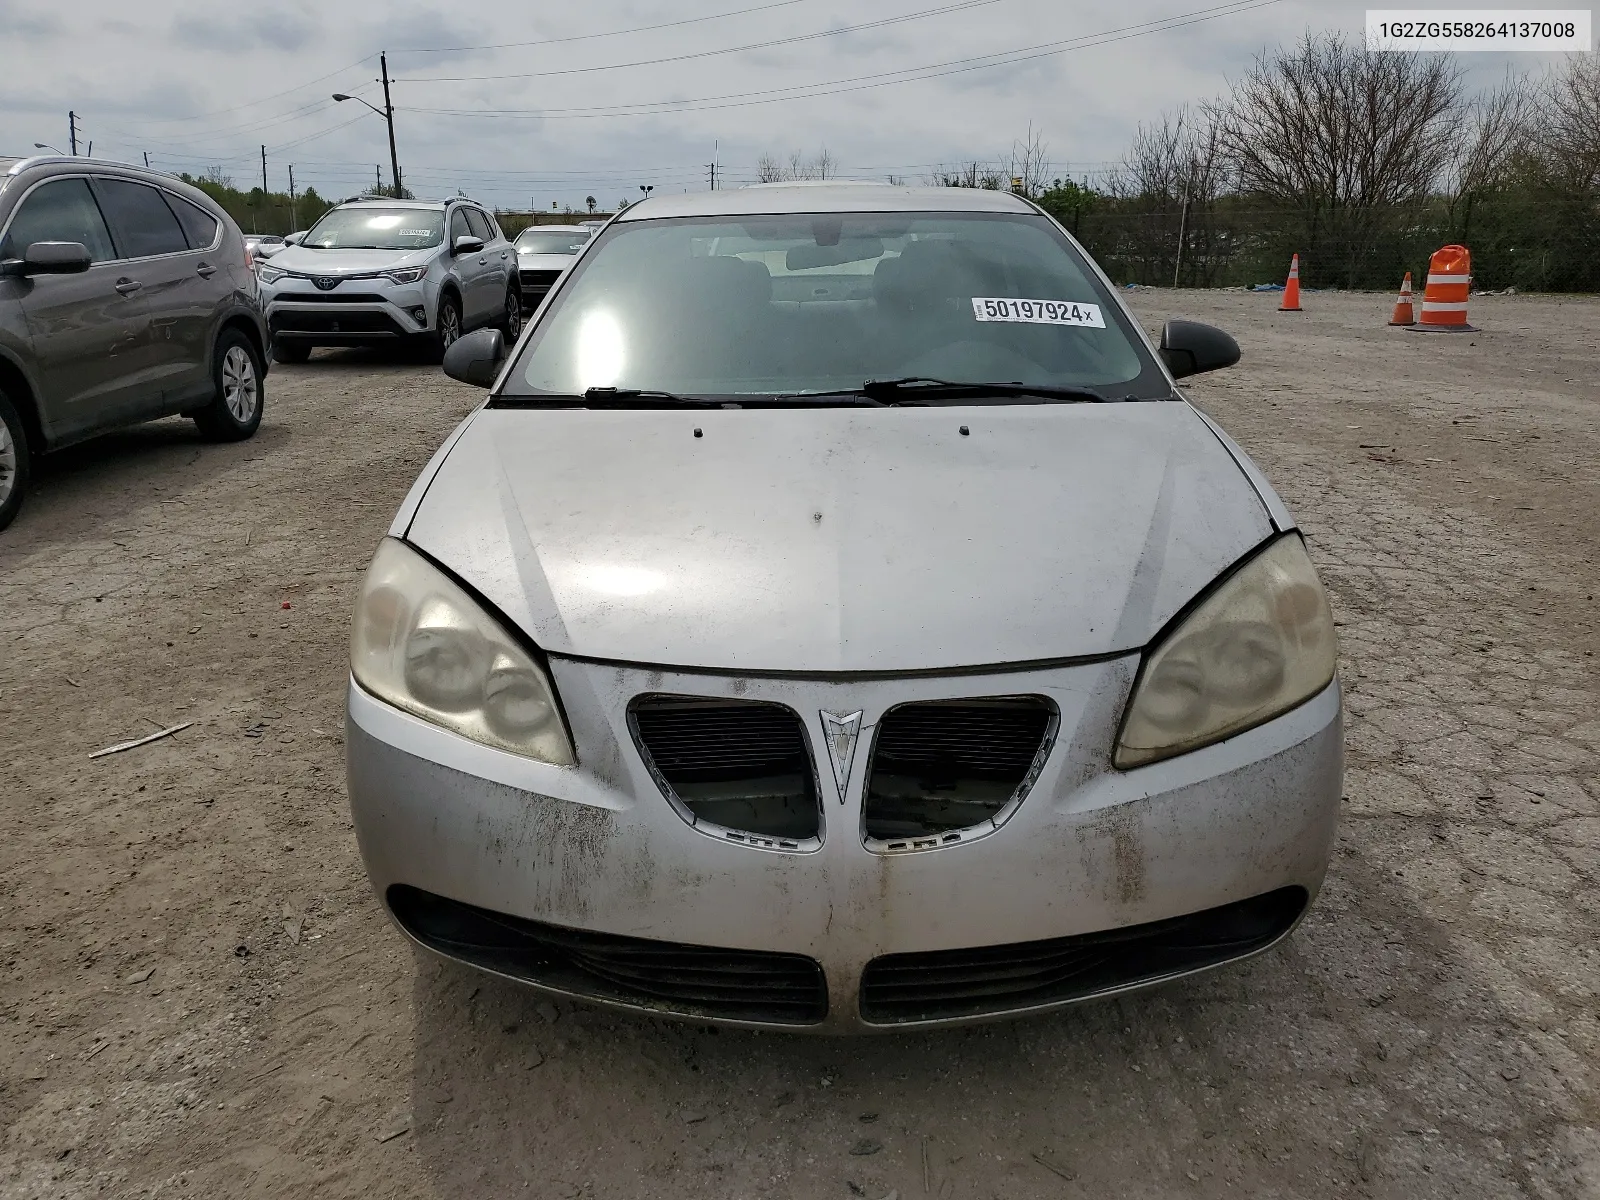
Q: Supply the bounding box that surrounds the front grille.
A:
[520,268,561,289]
[389,885,827,1024]
[272,292,389,303]
[630,696,819,845]
[863,697,1055,844]
[859,887,1308,1024]
[269,310,403,336]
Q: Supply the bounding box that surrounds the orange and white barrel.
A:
[1411,245,1476,333]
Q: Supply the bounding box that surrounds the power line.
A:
[397,0,1009,83]
[403,0,1283,121]
[396,0,824,52]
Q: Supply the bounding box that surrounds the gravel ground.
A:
[1,290,1596,1199]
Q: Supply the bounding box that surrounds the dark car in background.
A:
[0,155,268,531]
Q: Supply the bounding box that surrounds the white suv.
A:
[257,197,520,362]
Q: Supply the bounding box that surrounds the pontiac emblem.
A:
[819,710,864,801]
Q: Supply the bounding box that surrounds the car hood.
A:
[266,246,435,275]
[404,402,1276,673]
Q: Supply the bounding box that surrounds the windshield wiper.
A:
[857,377,1113,403]
[491,387,888,409]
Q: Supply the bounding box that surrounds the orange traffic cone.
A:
[1410,245,1476,333]
[1388,272,1415,326]
[1279,254,1302,311]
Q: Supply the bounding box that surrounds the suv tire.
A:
[498,286,523,341]
[194,329,266,442]
[433,291,464,358]
[272,337,311,364]
[0,390,30,533]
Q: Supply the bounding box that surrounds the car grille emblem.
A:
[314,276,339,291]
[819,710,864,801]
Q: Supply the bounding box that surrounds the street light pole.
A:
[380,52,401,199]
[333,58,402,199]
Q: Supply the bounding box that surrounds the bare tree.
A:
[1210,31,1461,285]
[1104,106,1230,285]
[929,161,1005,189]
[759,148,839,182]
[1528,53,1600,193]
[756,154,785,183]
[1441,70,1532,242]
[1008,123,1051,197]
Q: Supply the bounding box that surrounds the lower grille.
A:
[519,268,561,289]
[864,697,1055,845]
[272,292,389,304]
[631,696,820,845]
[269,309,402,336]
[859,887,1308,1024]
[389,886,827,1024]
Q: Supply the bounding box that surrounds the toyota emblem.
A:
[314,276,339,291]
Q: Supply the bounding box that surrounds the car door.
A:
[92,176,215,411]
[465,208,508,319]
[0,175,152,443]
[447,207,486,326]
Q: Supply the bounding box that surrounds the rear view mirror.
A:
[453,235,486,256]
[1159,319,1240,379]
[442,328,505,388]
[1,241,92,278]
[785,238,884,271]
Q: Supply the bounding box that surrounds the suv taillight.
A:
[244,242,254,270]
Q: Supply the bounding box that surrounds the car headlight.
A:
[385,266,427,285]
[1113,533,1336,769]
[351,538,576,766]
[256,263,285,284]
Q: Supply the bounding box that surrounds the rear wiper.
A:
[858,377,1112,404]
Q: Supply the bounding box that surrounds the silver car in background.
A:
[257,197,520,362]
[511,224,591,309]
[346,183,1343,1032]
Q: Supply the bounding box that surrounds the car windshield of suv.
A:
[515,230,588,254]
[506,212,1166,401]
[302,207,443,250]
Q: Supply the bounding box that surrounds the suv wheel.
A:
[272,337,311,364]
[0,390,30,533]
[436,292,463,354]
[194,330,265,442]
[499,287,523,341]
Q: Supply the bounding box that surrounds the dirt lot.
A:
[2,290,1597,1199]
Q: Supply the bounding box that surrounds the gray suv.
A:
[257,197,520,362]
[0,156,268,532]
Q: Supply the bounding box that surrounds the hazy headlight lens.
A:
[1114,534,1336,769]
[257,263,285,284]
[351,538,576,765]
[386,266,427,284]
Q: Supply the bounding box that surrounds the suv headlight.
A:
[256,263,285,284]
[351,538,576,766]
[1114,534,1336,769]
[385,266,427,285]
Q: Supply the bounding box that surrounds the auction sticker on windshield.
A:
[971,298,1106,327]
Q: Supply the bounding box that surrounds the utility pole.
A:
[261,145,268,196]
[1173,188,1190,289]
[380,51,401,198]
[288,165,298,230]
[376,165,383,194]
[68,111,79,155]
[143,151,149,168]
[708,140,719,190]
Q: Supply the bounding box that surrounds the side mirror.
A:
[1158,319,1240,379]
[442,328,505,388]
[283,232,304,246]
[1,241,93,278]
[453,235,485,256]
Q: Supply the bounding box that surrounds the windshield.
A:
[506,212,1166,401]
[302,207,443,251]
[516,229,589,255]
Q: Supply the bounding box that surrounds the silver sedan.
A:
[345,183,1342,1032]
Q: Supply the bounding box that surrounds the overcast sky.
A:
[0,0,1577,213]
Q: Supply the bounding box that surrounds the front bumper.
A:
[347,656,1343,1032]
[262,277,433,343]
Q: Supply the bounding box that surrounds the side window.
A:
[0,177,116,262]
[94,179,189,258]
[449,208,472,245]
[465,208,494,242]
[166,194,219,250]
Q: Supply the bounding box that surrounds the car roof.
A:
[615,182,1037,221]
